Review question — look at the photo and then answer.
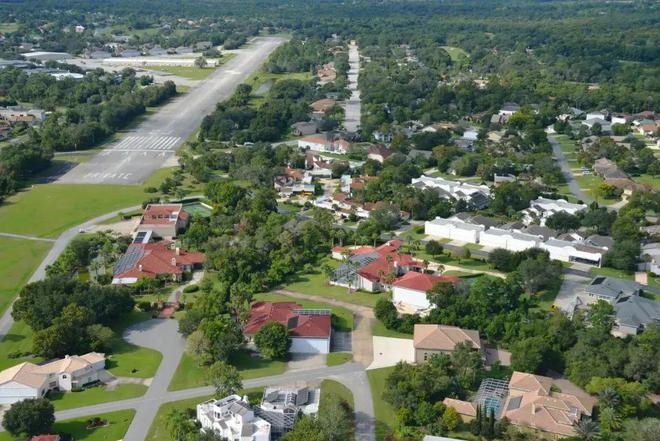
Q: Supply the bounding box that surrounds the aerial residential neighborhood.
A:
[0,1,658,441]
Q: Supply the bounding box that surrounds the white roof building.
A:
[424,217,484,244]
[197,395,271,441]
[541,239,605,267]
[479,228,541,252]
[522,197,587,226]
[411,175,491,209]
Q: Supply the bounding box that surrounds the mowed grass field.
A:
[0,184,146,238]
[0,168,173,238]
[0,237,52,316]
[0,410,135,441]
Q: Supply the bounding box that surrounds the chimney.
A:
[175,247,180,255]
[171,257,176,266]
[138,264,143,272]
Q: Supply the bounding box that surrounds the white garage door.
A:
[290,337,330,354]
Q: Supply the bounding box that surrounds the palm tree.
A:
[598,406,622,432]
[575,418,600,440]
[598,387,620,409]
[437,264,445,274]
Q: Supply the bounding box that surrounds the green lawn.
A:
[106,311,163,378]
[320,379,354,408]
[0,22,18,33]
[0,184,147,238]
[280,260,382,308]
[327,352,353,366]
[633,173,660,189]
[254,292,354,332]
[146,388,263,441]
[0,410,135,441]
[149,65,216,80]
[0,237,52,317]
[589,266,634,280]
[367,366,397,441]
[0,320,42,371]
[441,45,469,62]
[48,384,147,411]
[0,164,175,239]
[372,320,413,339]
[0,311,160,378]
[168,349,287,391]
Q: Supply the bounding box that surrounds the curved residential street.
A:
[0,205,377,441]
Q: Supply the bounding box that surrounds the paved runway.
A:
[58,37,284,185]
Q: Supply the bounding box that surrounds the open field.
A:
[0,167,174,238]
[0,22,18,33]
[441,45,469,62]
[151,65,216,80]
[0,237,52,317]
[48,384,147,411]
[146,388,262,441]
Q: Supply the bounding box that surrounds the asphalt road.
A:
[549,135,593,204]
[57,37,284,185]
[343,42,361,132]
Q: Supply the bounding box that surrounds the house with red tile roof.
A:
[30,436,61,441]
[244,302,332,354]
[356,252,422,292]
[392,272,459,314]
[136,203,190,238]
[111,241,204,285]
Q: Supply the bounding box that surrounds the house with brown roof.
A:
[136,203,190,239]
[413,324,481,363]
[310,98,337,115]
[392,272,459,315]
[111,241,204,285]
[0,353,105,405]
[244,302,332,354]
[444,371,595,438]
[367,145,394,163]
[501,372,596,437]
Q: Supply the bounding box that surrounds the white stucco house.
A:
[392,272,460,315]
[541,239,605,267]
[197,394,271,441]
[479,228,540,252]
[0,353,105,405]
[522,197,587,226]
[411,175,491,209]
[424,217,484,244]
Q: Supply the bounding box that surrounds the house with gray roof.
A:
[613,295,660,336]
[583,277,642,304]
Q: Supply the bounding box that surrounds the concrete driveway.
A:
[554,273,590,314]
[367,336,414,370]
